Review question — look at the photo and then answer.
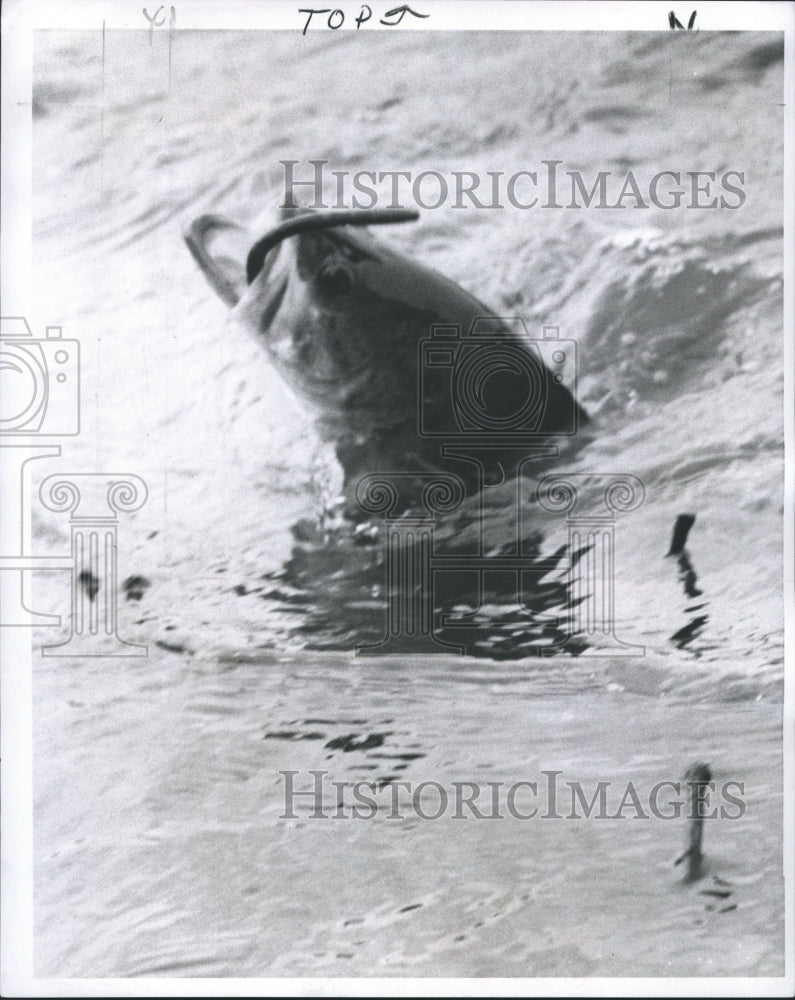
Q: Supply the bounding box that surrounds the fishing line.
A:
[246,209,420,284]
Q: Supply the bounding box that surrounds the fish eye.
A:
[317,261,354,295]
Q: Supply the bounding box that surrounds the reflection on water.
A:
[666,513,711,654]
[267,506,590,659]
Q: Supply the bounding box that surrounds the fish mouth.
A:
[245,208,420,285]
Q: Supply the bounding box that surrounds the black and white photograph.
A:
[1,0,793,994]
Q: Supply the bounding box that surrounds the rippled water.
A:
[30,29,785,978]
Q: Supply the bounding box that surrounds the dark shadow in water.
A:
[263,719,426,787]
[260,481,591,661]
[666,513,710,653]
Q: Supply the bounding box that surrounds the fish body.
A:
[185,209,588,487]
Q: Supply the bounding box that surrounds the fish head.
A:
[186,208,447,444]
[241,216,397,424]
[185,207,590,484]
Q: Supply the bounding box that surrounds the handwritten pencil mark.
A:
[300,5,429,34]
[380,5,429,26]
[143,6,166,45]
[669,10,697,30]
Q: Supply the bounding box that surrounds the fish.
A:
[184,207,588,492]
